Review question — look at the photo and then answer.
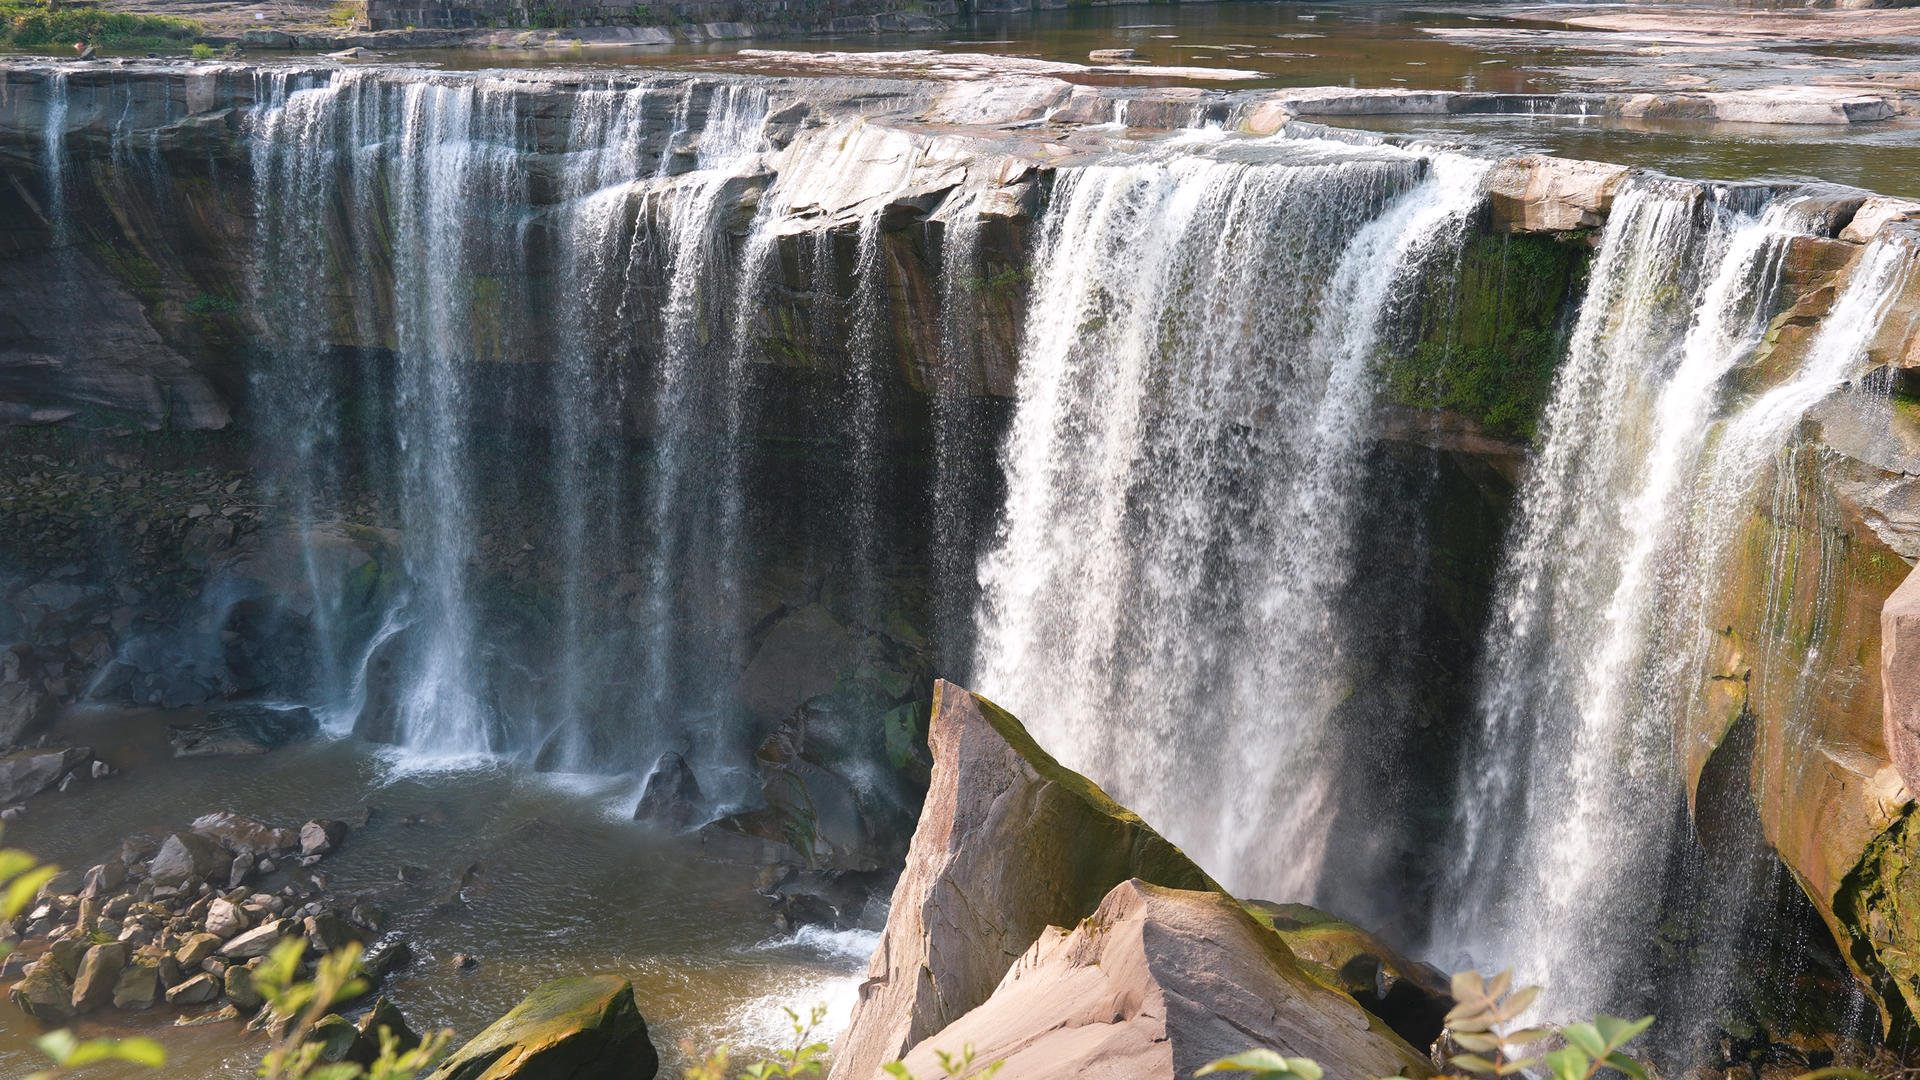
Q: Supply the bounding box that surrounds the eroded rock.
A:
[427,974,657,1080]
[896,880,1430,1080]
[828,680,1217,1080]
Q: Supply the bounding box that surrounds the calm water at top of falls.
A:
[365,0,1920,197]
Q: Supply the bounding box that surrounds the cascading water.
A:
[972,135,1490,906]
[1440,174,1919,1036]
[244,71,788,784]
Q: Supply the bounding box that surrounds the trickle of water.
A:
[973,138,1488,904]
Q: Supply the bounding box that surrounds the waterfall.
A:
[1440,175,1918,1029]
[244,70,782,781]
[41,71,68,249]
[972,136,1490,904]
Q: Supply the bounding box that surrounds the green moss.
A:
[1833,805,1920,1036]
[1381,230,1589,440]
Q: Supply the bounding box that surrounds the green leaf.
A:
[1592,1015,1654,1053]
[1505,1028,1553,1046]
[304,1065,363,1080]
[0,849,38,887]
[1495,1057,1540,1075]
[35,1029,79,1066]
[1561,1022,1605,1058]
[1498,985,1541,1019]
[3,865,58,920]
[1484,970,1513,1002]
[1544,1046,1589,1080]
[1603,1052,1649,1080]
[1448,1053,1498,1076]
[1198,1050,1293,1074]
[880,1064,914,1080]
[1450,1032,1500,1053]
[1450,970,1486,1003]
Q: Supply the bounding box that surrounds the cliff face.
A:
[10,58,1920,1040]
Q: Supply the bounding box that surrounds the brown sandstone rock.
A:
[827,680,1217,1080]
[1487,155,1631,234]
[896,880,1431,1080]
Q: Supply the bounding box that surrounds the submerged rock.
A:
[896,880,1431,1080]
[632,752,702,831]
[170,705,319,758]
[828,680,1217,1080]
[428,974,657,1080]
[0,746,92,803]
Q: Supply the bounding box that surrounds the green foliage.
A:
[0,1,200,49]
[1195,1049,1323,1080]
[252,939,453,1080]
[190,41,213,57]
[1443,969,1559,1077]
[26,1030,166,1080]
[1381,232,1587,440]
[188,291,241,315]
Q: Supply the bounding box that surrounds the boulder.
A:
[148,831,231,887]
[305,912,364,953]
[225,963,264,1010]
[0,680,53,749]
[1843,196,1920,244]
[427,974,657,1080]
[111,960,160,1010]
[828,681,1217,1080]
[221,919,290,959]
[632,752,703,831]
[1486,155,1631,234]
[191,811,302,858]
[206,897,251,939]
[0,746,92,803]
[170,706,319,758]
[357,996,422,1059]
[895,881,1430,1080]
[69,942,130,1013]
[300,819,348,857]
[1248,902,1453,1051]
[177,932,223,966]
[78,861,125,899]
[10,960,75,1022]
[165,972,220,1005]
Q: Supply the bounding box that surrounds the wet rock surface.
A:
[427,974,657,1080]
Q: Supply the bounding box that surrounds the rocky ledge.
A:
[831,680,1436,1080]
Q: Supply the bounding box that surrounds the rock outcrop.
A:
[428,975,657,1080]
[831,682,1427,1080]
[896,880,1431,1080]
[827,681,1218,1080]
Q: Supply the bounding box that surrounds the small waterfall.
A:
[1440,175,1918,1029]
[973,137,1489,904]
[931,202,987,675]
[41,70,69,248]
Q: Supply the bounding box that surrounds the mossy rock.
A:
[429,975,657,1080]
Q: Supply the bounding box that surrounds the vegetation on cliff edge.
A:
[2,1,199,51]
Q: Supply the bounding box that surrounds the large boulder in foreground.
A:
[898,880,1432,1080]
[828,680,1220,1080]
[428,975,656,1080]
